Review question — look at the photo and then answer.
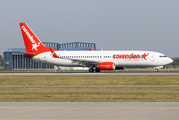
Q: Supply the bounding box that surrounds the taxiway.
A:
[0,102,178,119]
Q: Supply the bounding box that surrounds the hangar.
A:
[3,42,96,69]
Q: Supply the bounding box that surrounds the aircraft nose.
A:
[168,58,173,64]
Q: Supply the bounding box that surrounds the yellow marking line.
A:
[0,107,179,110]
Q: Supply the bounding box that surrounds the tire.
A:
[95,68,100,72]
[89,68,94,72]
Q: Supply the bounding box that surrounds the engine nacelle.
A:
[98,62,115,70]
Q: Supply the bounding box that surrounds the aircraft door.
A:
[100,55,104,60]
[151,53,155,62]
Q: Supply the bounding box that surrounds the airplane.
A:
[17,22,173,72]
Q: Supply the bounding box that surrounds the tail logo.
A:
[32,42,40,51]
[21,25,40,51]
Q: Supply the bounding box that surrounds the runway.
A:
[1,72,179,76]
[0,102,178,119]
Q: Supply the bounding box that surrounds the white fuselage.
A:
[32,50,173,68]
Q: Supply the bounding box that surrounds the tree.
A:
[171,58,179,66]
[0,55,2,66]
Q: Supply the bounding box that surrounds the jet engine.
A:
[98,62,115,70]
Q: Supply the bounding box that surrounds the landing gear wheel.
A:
[155,69,158,72]
[89,68,94,72]
[95,68,100,72]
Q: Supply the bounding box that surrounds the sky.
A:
[0,0,179,57]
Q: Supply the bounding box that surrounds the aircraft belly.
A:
[48,59,82,66]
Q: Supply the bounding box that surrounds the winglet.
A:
[49,47,60,58]
[90,47,93,51]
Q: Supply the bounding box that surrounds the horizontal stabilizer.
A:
[12,51,36,56]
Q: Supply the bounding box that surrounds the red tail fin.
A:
[19,23,50,54]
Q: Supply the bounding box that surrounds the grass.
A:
[0,75,179,102]
[0,87,179,102]
[0,75,179,86]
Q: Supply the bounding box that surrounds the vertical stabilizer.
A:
[19,23,50,54]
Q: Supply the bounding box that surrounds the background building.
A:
[3,42,96,69]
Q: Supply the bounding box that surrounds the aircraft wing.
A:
[49,47,100,66]
[69,58,100,66]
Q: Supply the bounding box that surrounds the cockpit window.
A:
[159,55,167,58]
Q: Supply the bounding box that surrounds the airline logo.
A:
[32,42,40,51]
[21,26,40,51]
[113,53,149,60]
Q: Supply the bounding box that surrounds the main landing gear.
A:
[155,69,159,72]
[95,68,100,72]
[89,68,94,72]
[89,67,100,72]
